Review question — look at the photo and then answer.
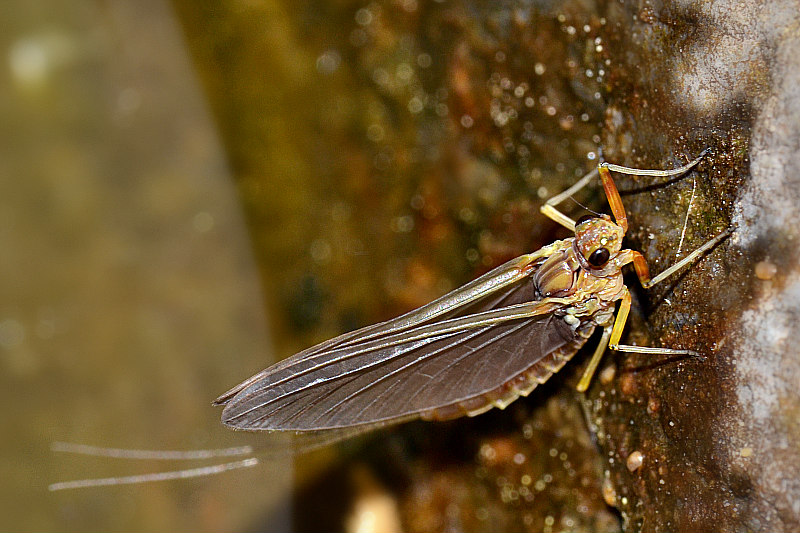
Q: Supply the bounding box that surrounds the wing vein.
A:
[310,325,496,424]
[226,301,558,424]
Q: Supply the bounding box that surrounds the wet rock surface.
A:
[589,0,799,530]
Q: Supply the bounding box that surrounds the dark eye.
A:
[588,247,610,267]
[576,214,595,226]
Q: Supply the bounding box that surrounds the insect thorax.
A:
[561,268,625,328]
[533,245,581,297]
[532,238,625,331]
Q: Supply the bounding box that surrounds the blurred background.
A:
[3,1,291,530]
[1,0,619,531]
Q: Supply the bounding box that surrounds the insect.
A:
[50,149,731,490]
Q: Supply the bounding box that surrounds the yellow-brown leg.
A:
[607,288,699,355]
[636,229,733,289]
[544,149,708,234]
[576,278,724,391]
[539,168,598,232]
[598,148,709,232]
[571,149,729,391]
[576,325,612,392]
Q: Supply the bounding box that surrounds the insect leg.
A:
[605,288,696,356]
[598,148,710,232]
[575,288,699,394]
[601,148,709,178]
[540,167,598,231]
[577,285,711,393]
[636,228,732,289]
[586,227,732,373]
[576,325,612,392]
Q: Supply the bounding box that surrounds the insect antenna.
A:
[567,196,603,218]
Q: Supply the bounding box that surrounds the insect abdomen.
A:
[420,322,594,421]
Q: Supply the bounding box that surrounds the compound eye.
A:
[588,247,610,267]
[576,214,595,227]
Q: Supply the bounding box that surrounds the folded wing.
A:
[216,252,584,435]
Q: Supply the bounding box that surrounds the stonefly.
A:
[50,149,731,490]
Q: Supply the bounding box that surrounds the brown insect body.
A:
[448,216,628,421]
[213,215,634,433]
[212,154,728,445]
[50,151,731,490]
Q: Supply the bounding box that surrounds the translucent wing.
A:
[214,253,543,405]
[216,249,590,443]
